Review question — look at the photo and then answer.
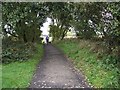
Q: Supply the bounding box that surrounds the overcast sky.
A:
[40,17,52,36]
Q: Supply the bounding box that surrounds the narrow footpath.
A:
[29,43,90,88]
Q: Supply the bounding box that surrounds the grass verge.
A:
[0,65,2,89]
[2,44,43,88]
[55,39,119,88]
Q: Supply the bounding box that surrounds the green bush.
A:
[2,38,36,64]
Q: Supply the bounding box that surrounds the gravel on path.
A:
[29,44,91,88]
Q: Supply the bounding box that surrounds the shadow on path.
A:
[29,43,90,88]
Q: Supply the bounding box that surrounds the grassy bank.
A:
[2,44,43,88]
[55,39,119,88]
[0,65,2,89]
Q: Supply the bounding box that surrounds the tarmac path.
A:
[29,44,90,88]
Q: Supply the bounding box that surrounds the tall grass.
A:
[2,44,43,88]
[56,39,119,88]
[0,65,2,89]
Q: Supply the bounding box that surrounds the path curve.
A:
[29,44,90,88]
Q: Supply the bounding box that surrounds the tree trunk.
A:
[61,29,67,40]
[32,28,35,43]
[23,31,27,43]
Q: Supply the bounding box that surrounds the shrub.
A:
[2,38,36,64]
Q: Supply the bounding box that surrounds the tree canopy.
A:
[2,2,120,57]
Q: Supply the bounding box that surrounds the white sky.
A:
[40,17,52,36]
